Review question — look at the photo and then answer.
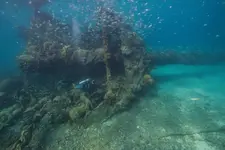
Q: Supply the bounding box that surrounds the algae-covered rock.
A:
[0,104,23,131]
[2,7,155,150]
[121,45,132,56]
[68,93,92,121]
[69,103,88,121]
[104,89,116,105]
[17,54,35,63]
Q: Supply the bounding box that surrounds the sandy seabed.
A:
[46,63,225,150]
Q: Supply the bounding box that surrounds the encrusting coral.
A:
[143,74,154,85]
[69,93,92,122]
[0,7,154,150]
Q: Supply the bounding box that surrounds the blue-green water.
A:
[1,0,225,77]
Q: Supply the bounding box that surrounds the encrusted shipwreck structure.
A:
[0,9,153,150]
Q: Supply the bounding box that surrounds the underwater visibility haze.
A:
[0,0,225,149]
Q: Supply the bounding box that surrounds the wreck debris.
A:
[2,4,224,149]
[0,8,154,150]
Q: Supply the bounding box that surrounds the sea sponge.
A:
[68,93,92,121]
[104,89,116,104]
[60,45,70,58]
[68,103,88,121]
[121,45,132,55]
[143,74,154,85]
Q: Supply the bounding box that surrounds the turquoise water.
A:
[1,0,225,76]
[0,0,225,149]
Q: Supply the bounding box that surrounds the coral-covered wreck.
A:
[1,4,225,149]
[0,8,154,150]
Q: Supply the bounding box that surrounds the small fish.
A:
[190,97,200,101]
[74,79,92,91]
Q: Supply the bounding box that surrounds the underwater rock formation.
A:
[0,8,154,150]
[150,50,225,65]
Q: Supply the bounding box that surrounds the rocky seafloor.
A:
[46,63,225,150]
[1,7,225,150]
